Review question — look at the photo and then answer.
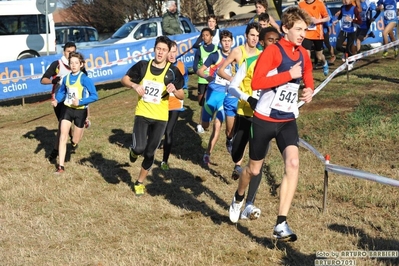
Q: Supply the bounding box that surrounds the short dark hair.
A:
[207,14,219,29]
[258,12,270,22]
[245,22,261,35]
[63,42,76,51]
[207,14,217,22]
[170,40,178,48]
[219,30,233,40]
[259,27,279,41]
[154,36,172,51]
[201,27,214,36]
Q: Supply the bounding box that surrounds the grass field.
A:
[1,52,399,265]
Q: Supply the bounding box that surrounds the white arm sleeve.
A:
[227,63,250,101]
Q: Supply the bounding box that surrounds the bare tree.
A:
[179,0,229,22]
[59,0,165,32]
[180,0,207,22]
[57,0,231,33]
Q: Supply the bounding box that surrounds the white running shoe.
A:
[229,196,244,223]
[240,204,261,220]
[197,124,205,134]
[273,221,297,242]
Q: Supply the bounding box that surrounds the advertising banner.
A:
[0,14,390,101]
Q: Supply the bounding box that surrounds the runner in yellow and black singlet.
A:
[121,36,184,196]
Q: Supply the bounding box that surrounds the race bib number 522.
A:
[142,79,163,104]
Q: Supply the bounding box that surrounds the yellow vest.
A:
[135,60,171,121]
[237,55,259,116]
[64,72,85,110]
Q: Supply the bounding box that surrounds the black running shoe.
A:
[71,142,78,153]
[129,147,138,163]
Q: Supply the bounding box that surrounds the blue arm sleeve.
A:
[79,75,98,106]
[325,8,333,27]
[203,53,218,68]
[55,79,67,103]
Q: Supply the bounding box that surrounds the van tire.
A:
[17,51,40,60]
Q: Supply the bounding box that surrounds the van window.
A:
[181,20,192,33]
[73,29,83,42]
[87,28,98,41]
[0,14,48,35]
[112,22,139,39]
[56,26,99,44]
[135,22,158,39]
[56,29,65,44]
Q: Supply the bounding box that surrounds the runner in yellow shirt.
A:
[121,36,184,196]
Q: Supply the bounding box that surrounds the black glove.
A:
[52,76,61,84]
[247,96,258,110]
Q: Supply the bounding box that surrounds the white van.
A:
[0,0,56,63]
[55,25,99,53]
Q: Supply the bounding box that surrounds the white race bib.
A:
[64,86,79,105]
[270,83,299,112]
[342,16,352,28]
[142,79,163,104]
[308,23,316,31]
[385,10,396,20]
[214,74,229,86]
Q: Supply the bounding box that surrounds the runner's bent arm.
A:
[79,75,98,106]
[168,67,185,100]
[54,78,67,103]
[192,49,201,73]
[228,63,249,100]
[252,44,314,90]
[121,75,144,96]
[269,15,282,33]
[121,60,147,96]
[217,47,240,81]
[197,53,217,82]
[251,45,288,90]
[353,7,362,25]
[40,61,59,85]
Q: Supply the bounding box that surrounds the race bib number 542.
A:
[270,83,299,112]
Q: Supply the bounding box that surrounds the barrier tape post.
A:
[323,154,330,213]
[345,53,349,83]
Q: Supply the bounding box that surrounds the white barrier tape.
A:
[299,137,399,187]
[0,35,199,83]
[298,138,325,162]
[296,42,399,188]
[347,39,399,63]
[326,163,399,187]
[297,62,347,108]
[297,39,399,109]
